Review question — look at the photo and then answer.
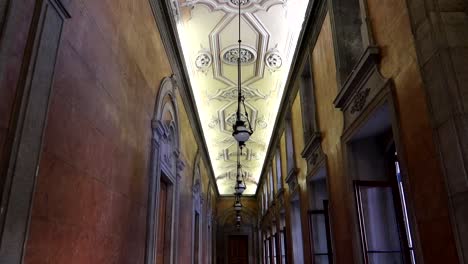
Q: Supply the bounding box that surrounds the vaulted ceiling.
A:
[171,0,309,195]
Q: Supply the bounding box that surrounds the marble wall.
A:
[0,0,215,263]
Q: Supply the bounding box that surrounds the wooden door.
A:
[228,235,248,264]
[156,181,168,263]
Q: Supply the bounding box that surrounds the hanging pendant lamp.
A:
[232,0,253,146]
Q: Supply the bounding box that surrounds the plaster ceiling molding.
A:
[208,115,220,129]
[221,45,257,65]
[215,171,256,183]
[208,86,268,101]
[284,30,296,63]
[181,0,287,14]
[216,174,257,186]
[215,147,258,162]
[217,101,258,134]
[209,13,270,86]
[170,0,182,22]
[194,49,213,73]
[216,171,236,181]
[256,115,267,129]
[224,145,258,161]
[174,0,310,194]
[265,46,283,72]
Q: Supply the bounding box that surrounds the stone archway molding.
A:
[145,76,185,264]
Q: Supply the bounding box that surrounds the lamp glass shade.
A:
[234,181,246,194]
[234,201,242,211]
[232,120,251,143]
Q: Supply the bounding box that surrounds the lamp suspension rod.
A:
[237,142,240,181]
[237,0,241,120]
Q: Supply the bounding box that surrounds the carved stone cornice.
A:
[302,132,326,175]
[285,168,299,194]
[301,132,321,160]
[334,46,380,109]
[333,46,389,131]
[274,188,285,207]
[350,88,371,114]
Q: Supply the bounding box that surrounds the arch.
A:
[216,203,259,264]
[145,76,184,264]
[217,205,257,227]
[192,149,202,200]
[153,76,180,150]
[191,149,203,264]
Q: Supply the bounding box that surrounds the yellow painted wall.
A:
[366,0,458,262]
[310,13,355,263]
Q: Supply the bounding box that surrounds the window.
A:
[272,232,278,264]
[355,181,404,263]
[290,197,304,263]
[346,122,418,264]
[276,148,282,191]
[193,212,200,264]
[308,169,333,263]
[266,237,271,264]
[329,0,366,84]
[192,157,202,264]
[308,200,333,263]
[269,166,274,201]
[394,153,416,264]
[260,195,264,215]
[279,214,288,264]
[299,56,318,142]
[157,180,169,263]
[285,113,296,173]
[353,147,417,264]
[280,229,287,264]
[354,146,417,264]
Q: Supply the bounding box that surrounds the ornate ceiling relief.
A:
[174,0,309,194]
[208,86,268,101]
[221,45,257,65]
[265,46,283,72]
[182,0,288,14]
[195,50,213,73]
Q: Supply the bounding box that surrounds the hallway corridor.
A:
[0,0,467,263]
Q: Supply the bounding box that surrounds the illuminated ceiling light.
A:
[234,201,242,211]
[232,120,252,145]
[233,196,243,211]
[235,209,241,229]
[234,179,246,195]
[232,0,253,146]
[234,143,247,196]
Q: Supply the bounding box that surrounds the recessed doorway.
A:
[228,235,248,264]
